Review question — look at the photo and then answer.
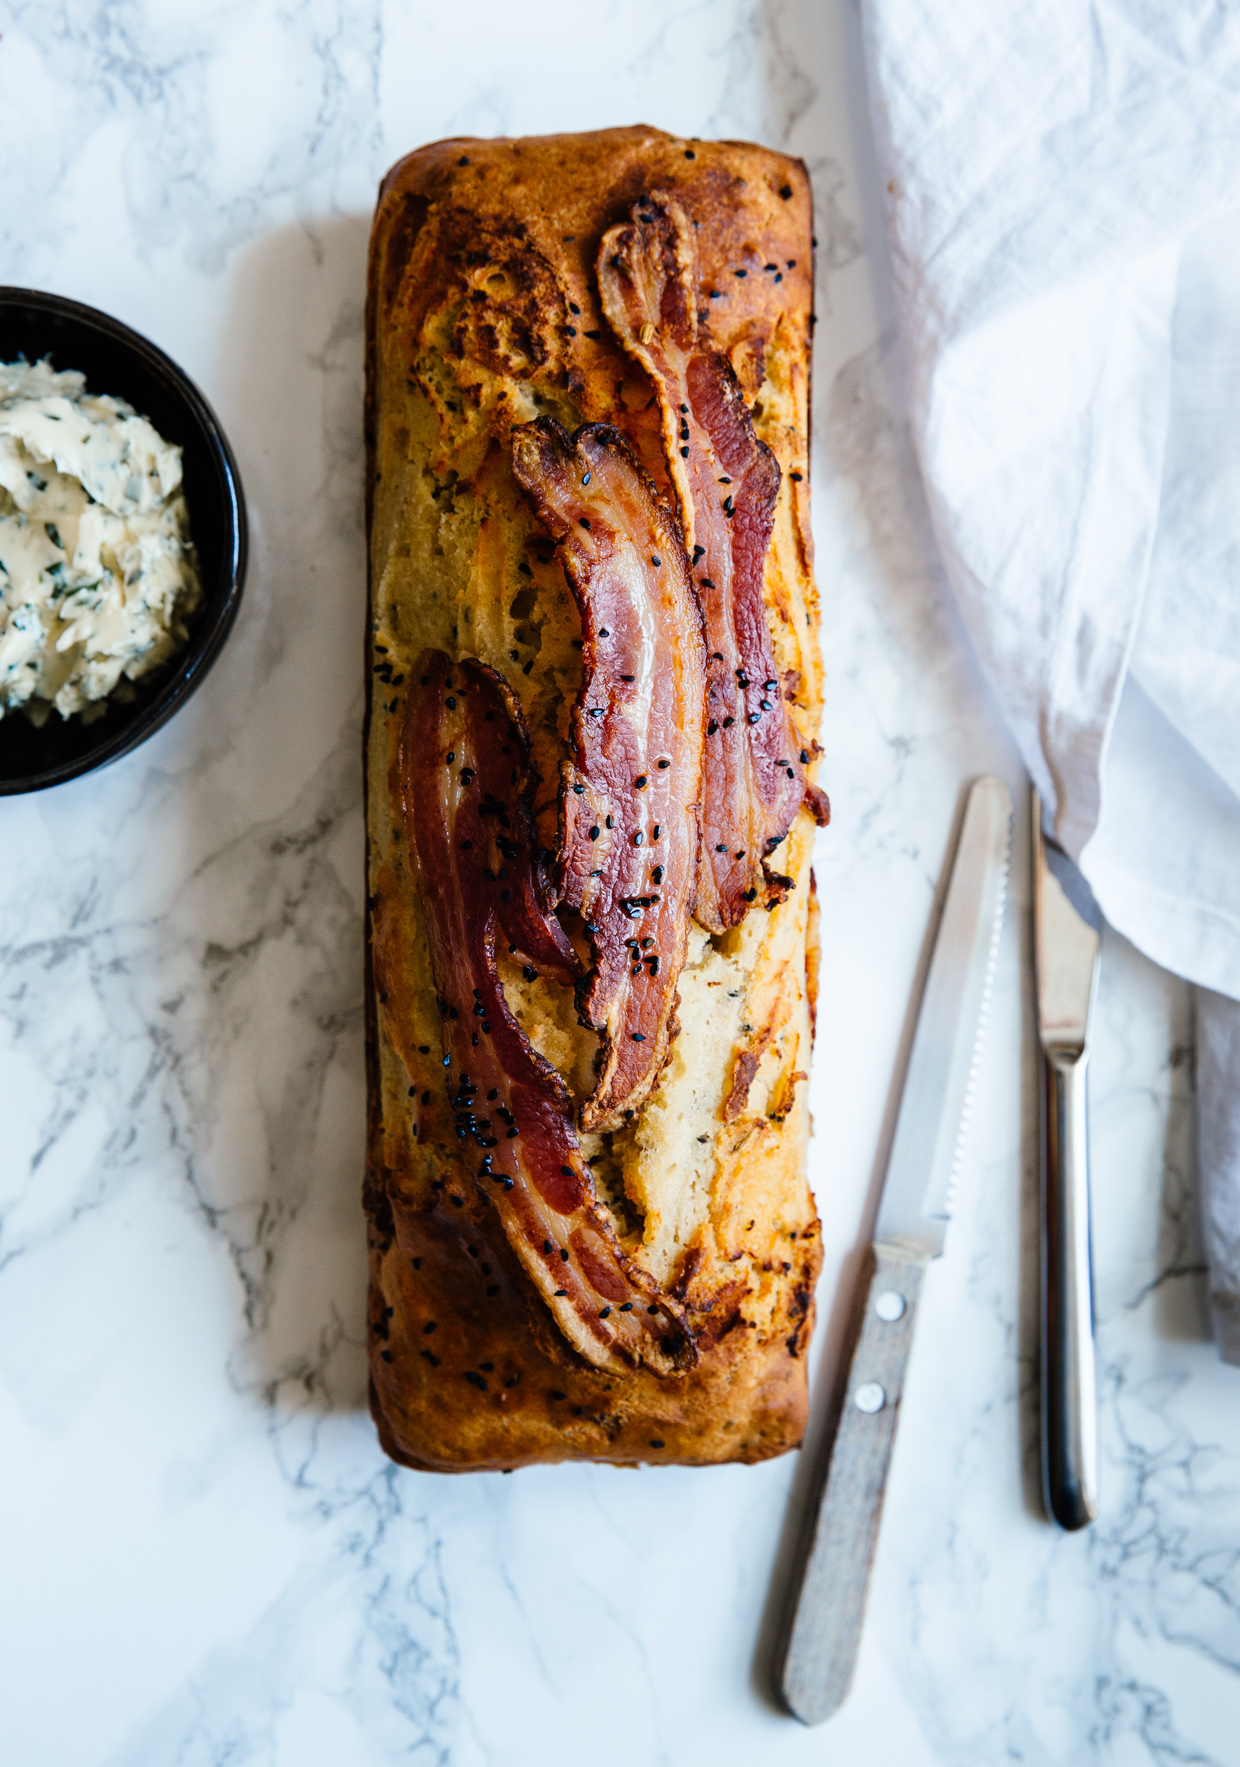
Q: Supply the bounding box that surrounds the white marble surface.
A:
[2,3,1237,1762]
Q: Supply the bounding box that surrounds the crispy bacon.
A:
[598,191,827,932]
[394,649,695,1376]
[510,419,707,1131]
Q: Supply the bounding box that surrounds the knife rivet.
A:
[875,1290,906,1322]
[855,1382,886,1414]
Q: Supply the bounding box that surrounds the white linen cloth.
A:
[861,0,1240,1358]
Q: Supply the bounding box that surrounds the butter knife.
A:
[778,775,1012,1725]
[1032,791,1101,1531]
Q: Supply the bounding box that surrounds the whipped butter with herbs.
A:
[0,357,201,723]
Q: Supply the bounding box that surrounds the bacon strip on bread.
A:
[598,191,828,932]
[511,419,707,1131]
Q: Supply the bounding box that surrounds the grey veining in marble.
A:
[2,2,1237,1763]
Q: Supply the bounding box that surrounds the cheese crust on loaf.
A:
[364,126,824,1470]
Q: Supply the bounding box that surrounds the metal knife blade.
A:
[778,775,1012,1726]
[874,773,1014,1259]
[1033,795,1101,1052]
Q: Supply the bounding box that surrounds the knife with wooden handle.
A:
[778,776,1013,1725]
[1032,790,1101,1531]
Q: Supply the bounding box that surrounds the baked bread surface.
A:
[365,125,824,1470]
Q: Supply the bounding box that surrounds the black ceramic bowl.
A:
[0,288,247,794]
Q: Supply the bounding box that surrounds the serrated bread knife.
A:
[1032,791,1101,1532]
[778,775,1012,1726]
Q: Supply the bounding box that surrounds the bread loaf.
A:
[364,126,825,1470]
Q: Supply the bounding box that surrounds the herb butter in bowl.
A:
[0,288,246,795]
[0,359,202,724]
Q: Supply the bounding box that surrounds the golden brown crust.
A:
[365,126,824,1471]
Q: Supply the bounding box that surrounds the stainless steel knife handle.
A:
[1041,1046,1099,1530]
[778,1244,928,1725]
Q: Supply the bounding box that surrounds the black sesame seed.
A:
[599,627,609,636]
[579,517,591,530]
[582,470,591,484]
[635,775,647,788]
[589,825,600,839]
[631,1032,646,1042]
[708,720,718,734]
[634,833,643,846]
[800,749,809,763]
[445,696,455,708]
[780,184,792,199]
